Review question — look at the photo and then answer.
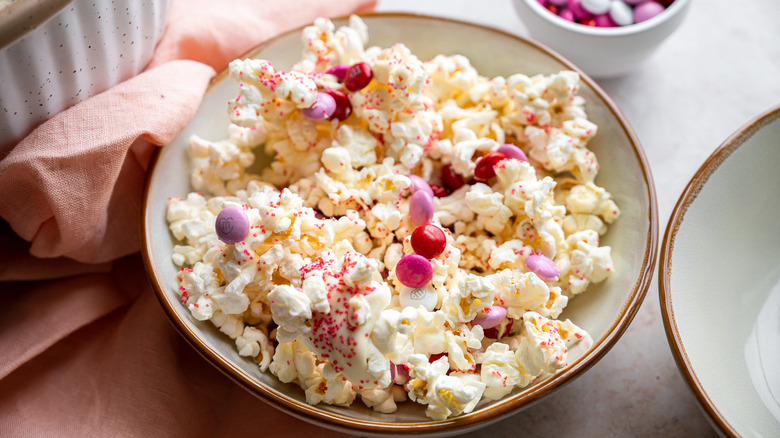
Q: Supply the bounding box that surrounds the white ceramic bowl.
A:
[0,0,171,154]
[512,0,692,78]
[660,104,780,437]
[142,13,658,436]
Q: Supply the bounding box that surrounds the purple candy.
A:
[409,190,434,227]
[496,144,528,162]
[325,64,348,82]
[301,92,336,120]
[409,174,434,198]
[567,0,593,20]
[215,206,250,245]
[472,306,508,329]
[525,253,560,282]
[395,254,433,288]
[633,0,665,22]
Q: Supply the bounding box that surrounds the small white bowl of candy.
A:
[513,0,692,78]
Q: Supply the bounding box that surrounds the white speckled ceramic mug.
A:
[0,0,172,154]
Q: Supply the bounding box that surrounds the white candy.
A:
[399,286,438,311]
[581,0,611,15]
[609,0,635,26]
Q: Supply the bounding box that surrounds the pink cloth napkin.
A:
[0,1,374,436]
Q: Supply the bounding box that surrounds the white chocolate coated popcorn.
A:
[166,15,619,420]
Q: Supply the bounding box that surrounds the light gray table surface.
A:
[373,0,780,436]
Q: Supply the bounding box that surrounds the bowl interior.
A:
[662,106,780,437]
[143,13,656,434]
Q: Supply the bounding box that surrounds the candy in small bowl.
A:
[512,0,692,78]
[142,13,658,436]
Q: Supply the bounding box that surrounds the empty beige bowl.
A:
[142,13,658,436]
[660,104,780,437]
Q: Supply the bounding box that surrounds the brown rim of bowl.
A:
[659,103,780,438]
[141,12,658,435]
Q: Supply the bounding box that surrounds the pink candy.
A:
[633,1,665,23]
[496,144,528,162]
[395,254,433,288]
[525,253,560,282]
[409,190,434,227]
[301,92,336,121]
[215,206,250,245]
[472,306,508,329]
[409,174,434,198]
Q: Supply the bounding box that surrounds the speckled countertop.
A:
[374,0,780,436]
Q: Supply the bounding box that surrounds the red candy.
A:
[411,224,446,259]
[440,164,465,191]
[483,319,514,339]
[429,184,450,198]
[325,89,352,121]
[344,62,373,91]
[473,152,506,181]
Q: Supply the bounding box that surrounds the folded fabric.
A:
[0,0,375,436]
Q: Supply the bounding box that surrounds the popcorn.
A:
[165,15,617,421]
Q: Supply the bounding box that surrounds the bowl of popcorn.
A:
[142,13,658,436]
[660,104,780,437]
[512,0,692,78]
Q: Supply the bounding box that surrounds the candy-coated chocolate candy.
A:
[483,319,513,339]
[428,352,447,363]
[658,0,674,5]
[525,253,560,282]
[409,190,434,227]
[395,254,433,288]
[399,285,438,311]
[391,363,411,385]
[409,174,434,197]
[633,0,665,22]
[581,0,610,15]
[344,62,373,91]
[472,306,508,329]
[429,183,450,198]
[411,223,446,259]
[440,164,465,191]
[215,206,250,245]
[594,12,618,27]
[579,17,597,26]
[474,152,506,181]
[622,0,644,4]
[325,64,348,82]
[545,3,559,14]
[325,89,352,121]
[567,0,593,20]
[559,8,576,21]
[547,0,568,5]
[609,0,634,25]
[301,92,336,120]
